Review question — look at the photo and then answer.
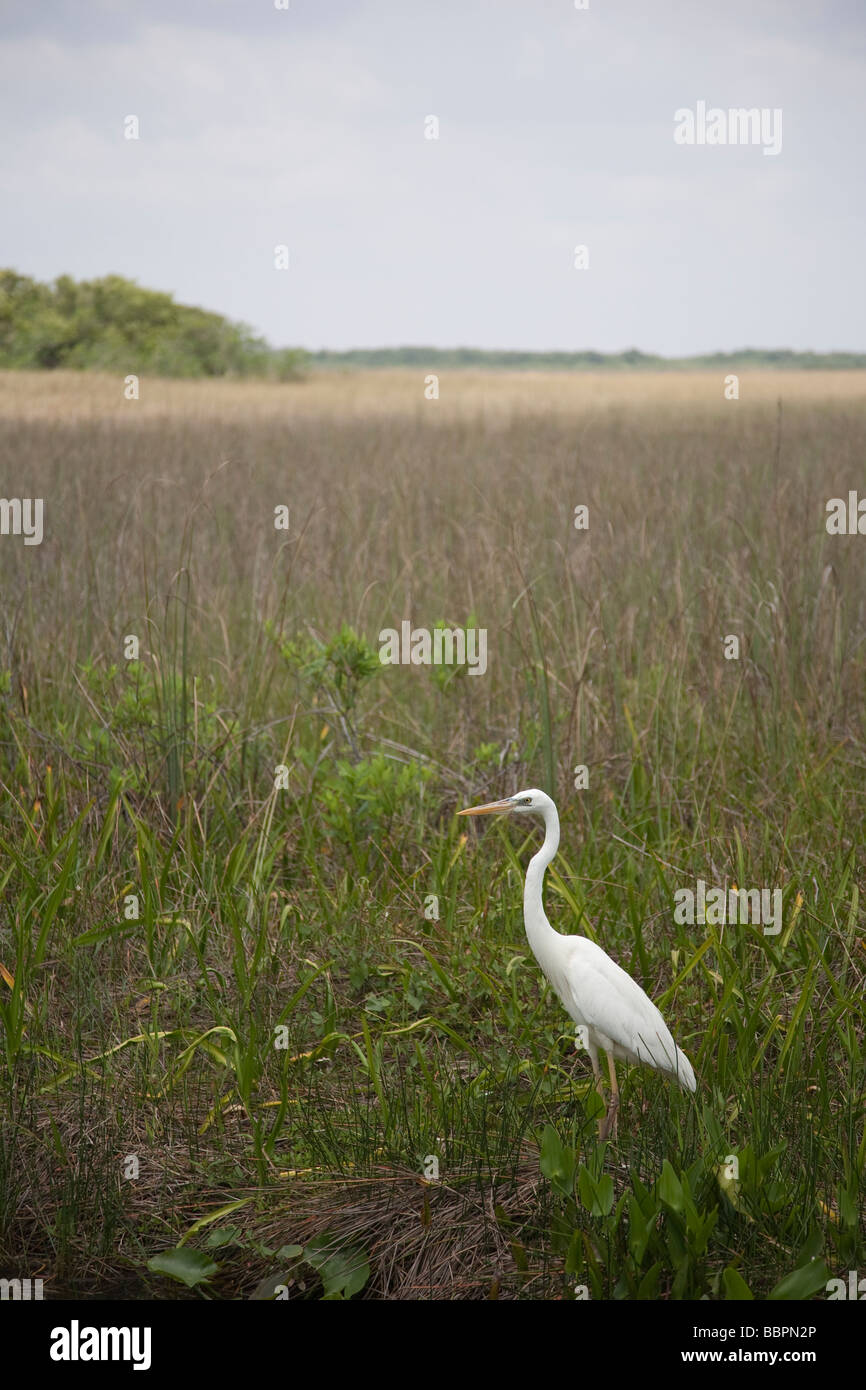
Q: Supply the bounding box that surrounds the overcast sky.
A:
[1,0,864,354]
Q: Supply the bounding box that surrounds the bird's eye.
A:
[520,797,532,805]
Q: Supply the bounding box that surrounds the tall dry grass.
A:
[0,368,864,1299]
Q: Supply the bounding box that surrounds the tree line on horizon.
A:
[310,345,866,370]
[1,270,862,377]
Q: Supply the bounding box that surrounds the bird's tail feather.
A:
[674,1046,696,1092]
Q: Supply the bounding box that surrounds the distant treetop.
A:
[0,270,307,380]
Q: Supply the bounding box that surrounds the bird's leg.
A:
[599,1053,620,1141]
[586,1043,607,1139]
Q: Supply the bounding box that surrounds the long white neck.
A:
[523,802,563,966]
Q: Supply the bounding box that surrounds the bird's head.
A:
[458,788,553,819]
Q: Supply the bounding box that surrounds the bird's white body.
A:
[459,787,695,1134]
[530,924,695,1085]
[522,799,695,1090]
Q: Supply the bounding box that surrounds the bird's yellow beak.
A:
[457,798,514,816]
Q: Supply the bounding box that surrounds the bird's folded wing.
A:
[561,937,685,1077]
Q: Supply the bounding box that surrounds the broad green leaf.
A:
[577,1167,614,1218]
[205,1226,241,1249]
[540,1124,576,1200]
[637,1262,662,1299]
[658,1160,684,1212]
[303,1234,371,1299]
[768,1259,831,1301]
[148,1247,219,1288]
[723,1267,754,1300]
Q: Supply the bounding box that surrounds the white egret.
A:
[458,789,696,1139]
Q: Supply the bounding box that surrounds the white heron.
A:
[458,789,696,1139]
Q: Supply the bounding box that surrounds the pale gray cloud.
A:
[0,0,863,352]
